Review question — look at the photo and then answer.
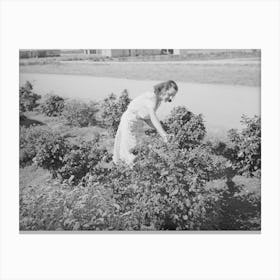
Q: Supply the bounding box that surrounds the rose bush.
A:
[40,94,65,117]
[33,133,70,177]
[228,115,261,177]
[145,106,206,150]
[100,90,131,136]
[62,100,99,127]
[20,126,61,167]
[19,81,41,112]
[210,115,261,178]
[82,138,230,230]
[163,106,206,150]
[57,139,111,184]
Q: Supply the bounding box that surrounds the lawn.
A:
[20,58,261,87]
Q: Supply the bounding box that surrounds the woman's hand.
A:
[148,108,167,141]
[162,133,169,143]
[162,134,174,144]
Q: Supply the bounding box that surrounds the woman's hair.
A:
[154,80,178,96]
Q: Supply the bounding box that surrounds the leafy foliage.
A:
[163,106,206,149]
[19,180,127,231]
[62,100,99,127]
[210,115,261,177]
[20,122,110,183]
[83,139,230,230]
[146,106,206,150]
[19,81,41,112]
[100,90,131,135]
[20,126,59,167]
[19,99,261,231]
[20,134,261,230]
[57,139,111,184]
[227,115,261,177]
[33,133,70,177]
[40,94,65,116]
[20,113,27,122]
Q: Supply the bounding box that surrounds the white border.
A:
[1,1,280,280]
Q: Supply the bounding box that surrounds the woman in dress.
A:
[113,80,178,166]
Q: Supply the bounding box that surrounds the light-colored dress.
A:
[113,91,161,165]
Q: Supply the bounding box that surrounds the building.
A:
[19,49,180,59]
[82,49,180,57]
[19,49,61,58]
[20,49,258,59]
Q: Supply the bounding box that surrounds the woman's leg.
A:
[113,127,121,164]
[120,116,138,165]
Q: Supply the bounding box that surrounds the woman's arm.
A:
[144,118,156,130]
[148,108,168,142]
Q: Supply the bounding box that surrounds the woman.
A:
[113,80,178,166]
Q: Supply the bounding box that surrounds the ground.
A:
[20,57,261,87]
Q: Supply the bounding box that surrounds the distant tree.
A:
[19,81,41,112]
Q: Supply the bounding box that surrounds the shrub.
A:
[118,89,131,113]
[163,106,206,150]
[62,100,99,127]
[206,115,261,178]
[227,115,261,177]
[100,90,131,135]
[20,136,260,231]
[40,94,65,116]
[20,126,58,167]
[33,133,70,177]
[27,130,110,184]
[19,182,120,231]
[19,81,41,112]
[20,112,27,122]
[57,140,111,184]
[85,139,230,230]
